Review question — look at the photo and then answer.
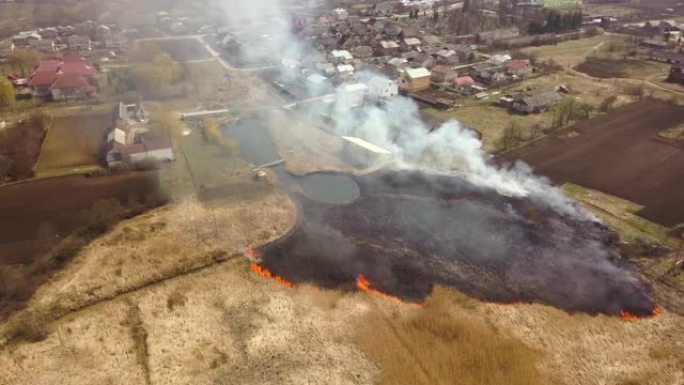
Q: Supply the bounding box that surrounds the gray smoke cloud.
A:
[216,0,593,219]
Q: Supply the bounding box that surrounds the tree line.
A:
[528,10,583,35]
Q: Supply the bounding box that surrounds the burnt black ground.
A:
[261,171,657,317]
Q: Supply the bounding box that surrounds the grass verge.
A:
[356,286,544,385]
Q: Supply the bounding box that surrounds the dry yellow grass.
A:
[0,192,296,344]
[358,286,684,385]
[0,177,682,385]
[356,287,544,385]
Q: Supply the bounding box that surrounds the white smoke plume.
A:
[215,0,594,220]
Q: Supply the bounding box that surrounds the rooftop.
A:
[405,67,431,79]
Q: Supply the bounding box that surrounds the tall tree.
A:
[8,50,40,77]
[0,77,15,107]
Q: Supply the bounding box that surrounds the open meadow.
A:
[33,110,111,175]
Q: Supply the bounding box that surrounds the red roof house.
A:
[27,56,97,100]
[504,59,532,77]
[453,75,475,87]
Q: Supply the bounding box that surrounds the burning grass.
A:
[356,286,544,385]
[261,171,659,318]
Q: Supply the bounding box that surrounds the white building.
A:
[329,49,354,63]
[367,77,398,99]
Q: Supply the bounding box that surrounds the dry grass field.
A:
[33,110,111,174]
[137,39,213,62]
[0,184,681,385]
[523,34,623,67]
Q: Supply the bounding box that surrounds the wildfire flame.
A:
[250,263,294,288]
[620,306,662,322]
[356,274,423,308]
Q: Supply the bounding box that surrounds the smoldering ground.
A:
[261,171,657,317]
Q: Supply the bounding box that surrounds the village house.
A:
[668,63,684,85]
[385,57,408,77]
[401,37,421,51]
[105,102,174,167]
[487,54,513,66]
[435,48,459,65]
[430,65,457,83]
[399,67,431,92]
[452,44,478,63]
[376,40,400,56]
[27,55,97,100]
[470,63,506,85]
[67,35,92,52]
[504,59,533,77]
[512,92,563,113]
[11,32,41,48]
[452,75,475,89]
[329,49,354,64]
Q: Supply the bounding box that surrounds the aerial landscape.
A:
[0,0,682,384]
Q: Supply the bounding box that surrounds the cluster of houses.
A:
[635,24,684,86]
[104,102,174,168]
[0,20,128,63]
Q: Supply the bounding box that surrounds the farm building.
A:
[668,63,684,85]
[399,67,431,92]
[104,102,174,167]
[512,92,563,113]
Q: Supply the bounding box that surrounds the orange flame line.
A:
[250,263,293,288]
[356,275,423,308]
[620,306,662,322]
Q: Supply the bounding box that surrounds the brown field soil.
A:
[0,172,161,266]
[33,111,110,173]
[575,57,667,79]
[503,99,684,227]
[137,38,212,62]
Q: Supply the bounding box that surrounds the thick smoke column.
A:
[217,0,590,219]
